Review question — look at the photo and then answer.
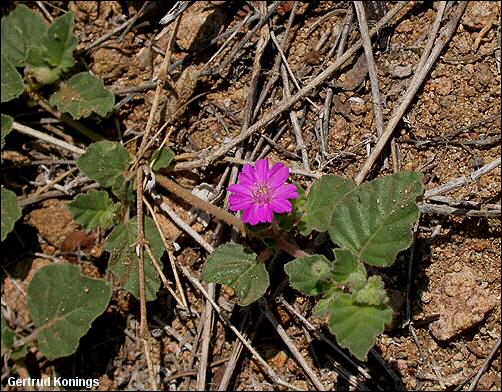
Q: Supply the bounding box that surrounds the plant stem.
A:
[156,174,245,231]
[155,174,309,258]
[276,238,309,258]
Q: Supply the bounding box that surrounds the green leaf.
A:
[111,175,135,203]
[151,147,175,171]
[39,12,76,72]
[1,313,28,359]
[23,12,76,85]
[332,249,366,283]
[284,254,333,296]
[328,172,423,267]
[11,345,29,360]
[326,292,392,361]
[314,295,337,319]
[352,275,388,306]
[1,55,24,102]
[50,72,115,119]
[1,114,14,143]
[27,66,62,86]
[1,313,15,348]
[276,182,306,231]
[204,243,269,306]
[300,175,355,236]
[27,264,112,360]
[1,188,22,242]
[1,4,46,67]
[68,190,120,230]
[77,141,131,188]
[345,271,367,292]
[105,216,163,301]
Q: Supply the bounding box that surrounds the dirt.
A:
[1,1,500,391]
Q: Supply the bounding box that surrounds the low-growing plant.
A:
[1,4,114,114]
[204,159,423,360]
[1,4,116,242]
[1,3,424,366]
[1,4,116,361]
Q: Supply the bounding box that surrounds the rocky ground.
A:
[1,1,500,391]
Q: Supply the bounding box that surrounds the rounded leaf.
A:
[352,275,388,306]
[76,141,130,188]
[27,264,112,360]
[1,4,47,67]
[1,188,22,241]
[68,190,120,230]
[328,172,423,266]
[50,72,115,119]
[332,249,366,284]
[284,254,333,296]
[300,175,355,236]
[326,292,392,361]
[1,56,24,102]
[1,114,14,143]
[204,243,269,306]
[40,12,76,71]
[105,216,163,301]
[151,147,175,171]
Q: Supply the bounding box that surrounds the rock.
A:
[455,33,473,54]
[349,98,367,115]
[336,54,368,91]
[269,350,288,368]
[471,241,488,252]
[475,63,494,87]
[434,77,454,96]
[396,19,414,33]
[389,64,413,78]
[478,372,497,390]
[428,266,496,341]
[174,2,225,51]
[466,340,485,357]
[91,48,127,81]
[462,2,499,30]
[27,199,78,248]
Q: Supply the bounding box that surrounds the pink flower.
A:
[228,159,299,225]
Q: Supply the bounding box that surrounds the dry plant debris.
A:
[1,1,500,391]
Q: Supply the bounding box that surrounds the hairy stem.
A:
[155,174,308,258]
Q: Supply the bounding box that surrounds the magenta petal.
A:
[241,164,256,182]
[262,204,274,222]
[238,168,256,186]
[276,183,298,199]
[268,162,289,189]
[254,159,270,182]
[242,204,260,225]
[238,174,254,187]
[254,205,270,224]
[228,183,252,195]
[229,194,253,211]
[271,198,292,213]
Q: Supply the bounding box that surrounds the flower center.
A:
[252,182,272,205]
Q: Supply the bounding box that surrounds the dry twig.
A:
[260,300,326,390]
[178,265,303,391]
[12,122,85,156]
[355,1,466,184]
[281,64,310,170]
[173,1,412,172]
[468,337,501,391]
[135,168,158,390]
[424,157,501,198]
[354,2,384,140]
